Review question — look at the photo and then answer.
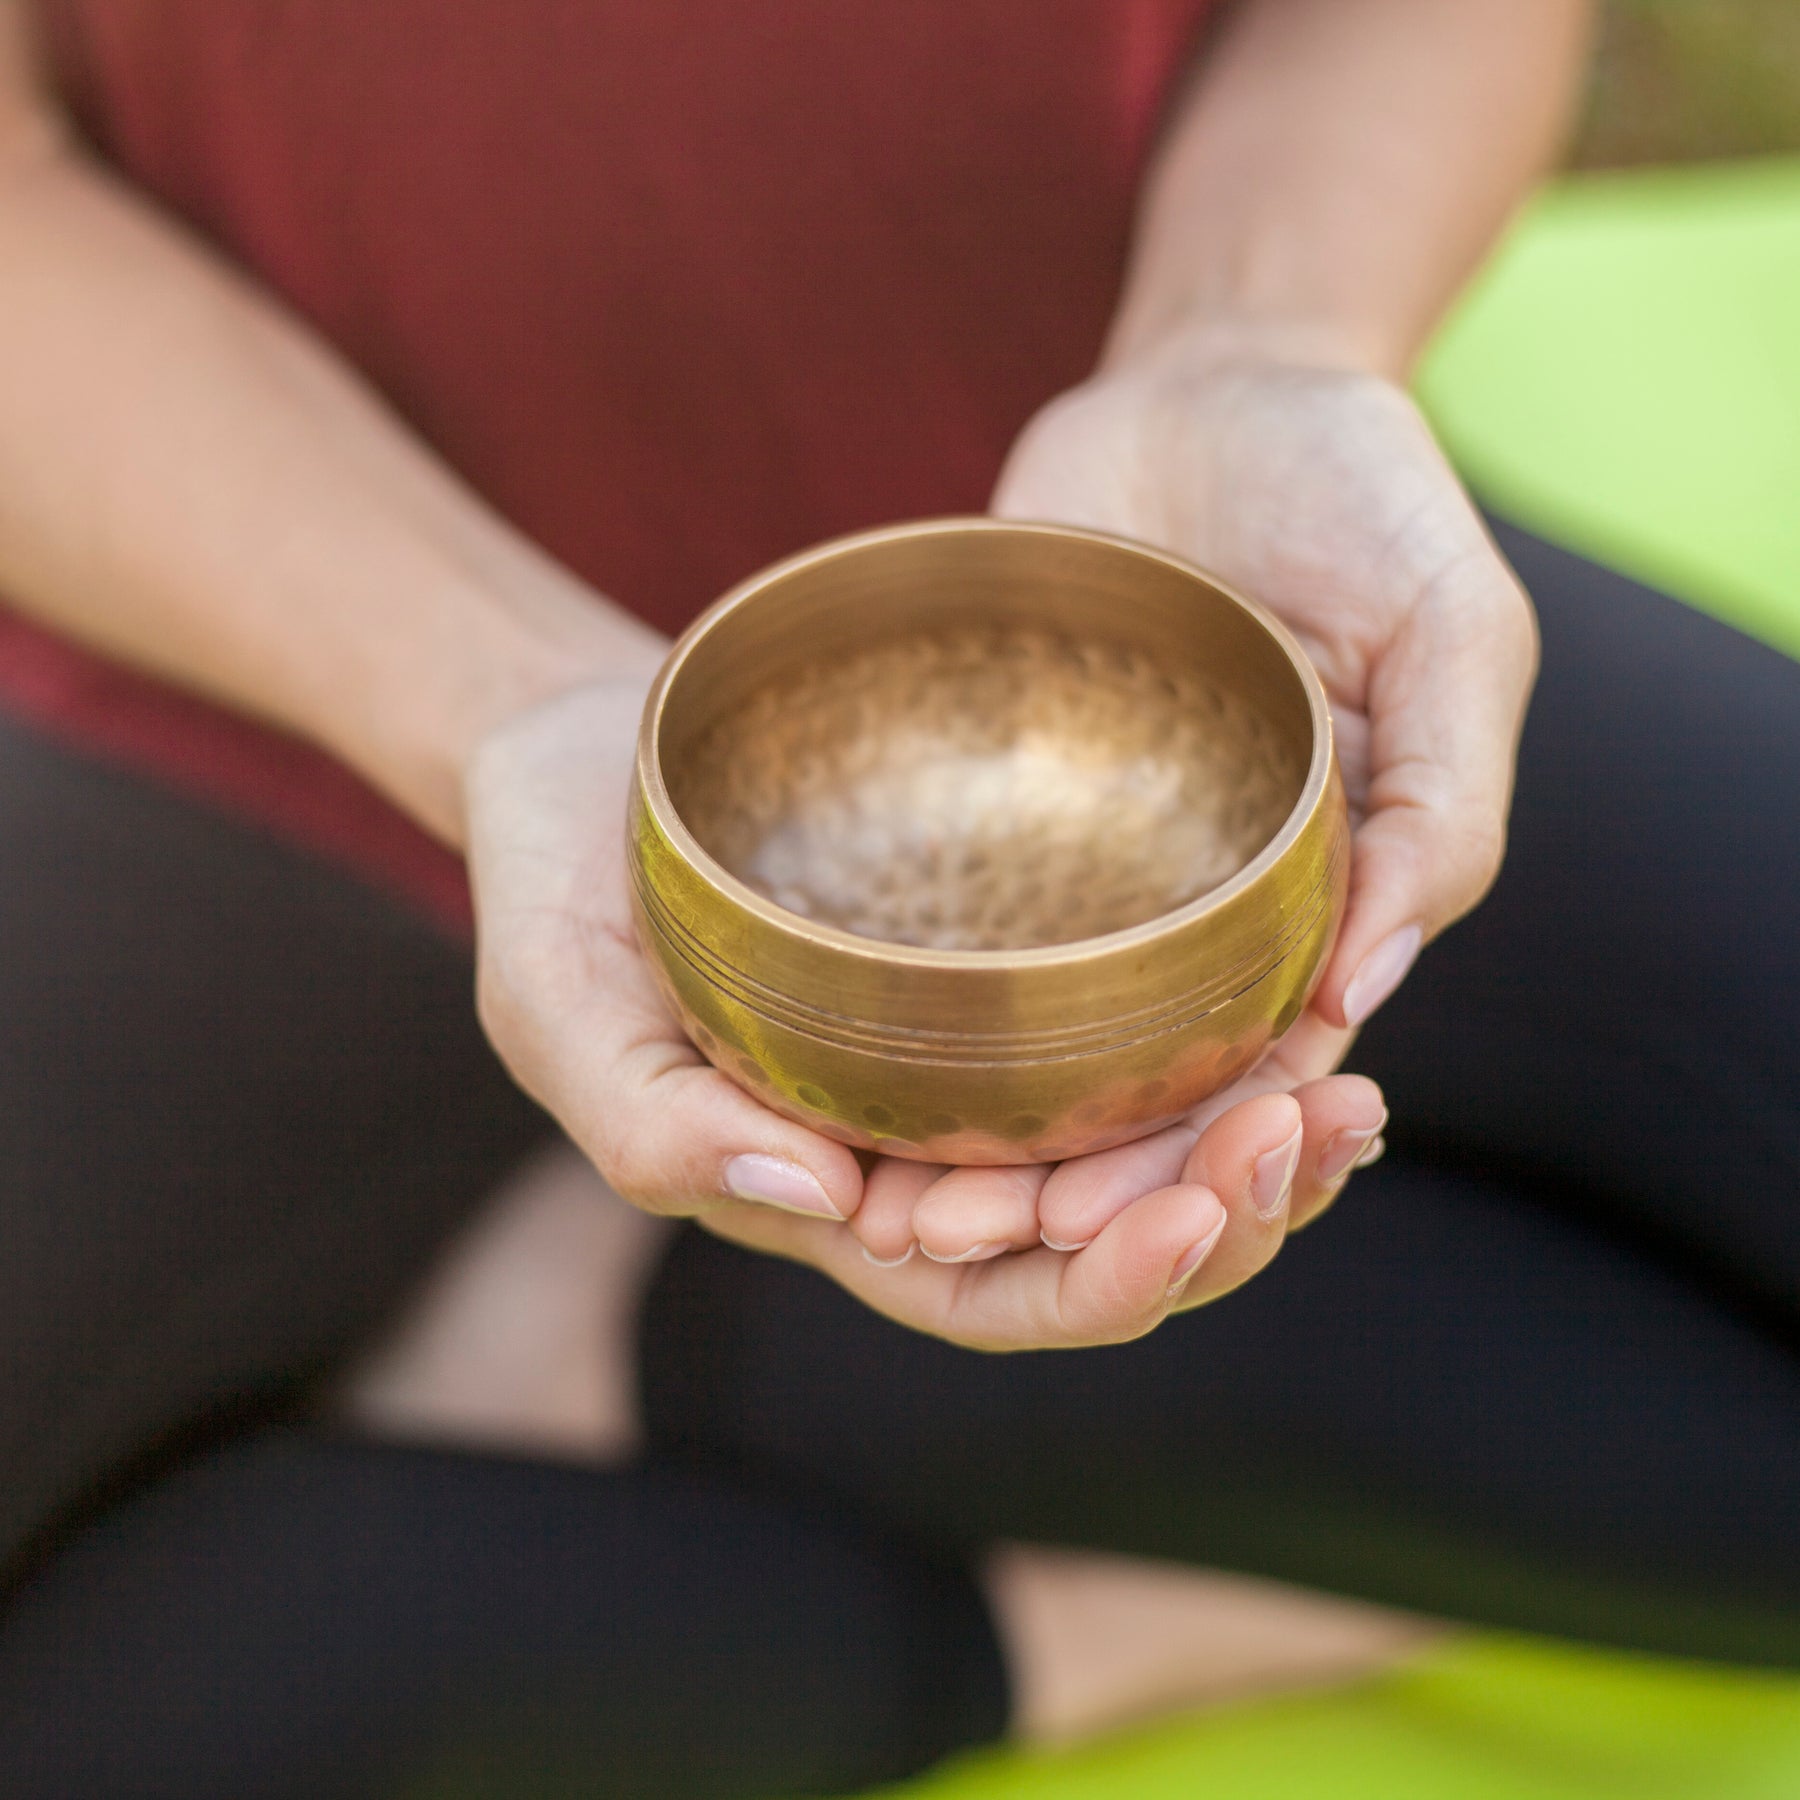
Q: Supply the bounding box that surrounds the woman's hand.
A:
[994,325,1539,1029]
[465,674,868,1227]
[464,676,1383,1351]
[710,1066,1385,1351]
[867,324,1535,1278]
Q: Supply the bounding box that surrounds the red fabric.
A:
[9,0,1216,927]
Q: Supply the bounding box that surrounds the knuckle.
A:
[1083,1269,1157,1347]
[473,957,522,1048]
[475,957,547,1089]
[1508,583,1543,673]
[1459,803,1510,901]
[1434,803,1509,923]
[603,1093,716,1217]
[591,1125,669,1212]
[1492,583,1543,700]
[475,937,561,1054]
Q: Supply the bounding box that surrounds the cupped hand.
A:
[463,323,1512,1348]
[464,676,1381,1351]
[839,327,1509,1280]
[720,1058,1385,1352]
[993,323,1538,1030]
[466,674,863,1229]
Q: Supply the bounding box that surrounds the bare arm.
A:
[1111,0,1596,376]
[0,4,660,846]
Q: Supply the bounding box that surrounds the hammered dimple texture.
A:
[676,625,1305,951]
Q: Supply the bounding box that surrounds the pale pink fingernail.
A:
[1356,1134,1387,1169]
[1167,1213,1228,1299]
[862,1242,917,1268]
[1252,1128,1303,1221]
[723,1154,843,1219]
[920,1240,1007,1264]
[1041,1231,1092,1253]
[1318,1112,1389,1183]
[1343,924,1422,1027]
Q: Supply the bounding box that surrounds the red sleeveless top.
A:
[6,1,1216,925]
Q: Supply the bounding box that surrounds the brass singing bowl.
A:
[629,518,1349,1165]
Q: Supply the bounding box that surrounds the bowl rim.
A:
[636,516,1338,973]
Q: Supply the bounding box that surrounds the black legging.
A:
[0,523,1796,1800]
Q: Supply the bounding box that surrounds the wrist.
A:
[1098,305,1399,386]
[340,569,667,851]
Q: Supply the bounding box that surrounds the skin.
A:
[0,0,1595,1741]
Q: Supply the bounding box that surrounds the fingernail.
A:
[1356,1134,1387,1169]
[1167,1213,1228,1298]
[1041,1231,1092,1253]
[920,1240,1007,1264]
[1252,1128,1303,1221]
[1318,1112,1389,1183]
[723,1154,844,1219]
[861,1242,917,1268]
[1343,924,1422,1027]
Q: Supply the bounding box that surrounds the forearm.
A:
[1108,0,1596,378]
[0,36,659,847]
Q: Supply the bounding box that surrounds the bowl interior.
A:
[659,527,1314,953]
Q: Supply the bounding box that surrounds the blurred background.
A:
[1414,0,1800,666]
[1579,0,1800,166]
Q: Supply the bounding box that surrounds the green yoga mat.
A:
[896,1640,1800,1800]
[874,155,1800,1800]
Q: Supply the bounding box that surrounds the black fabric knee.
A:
[0,1433,1008,1800]
[642,1158,1800,1664]
[0,718,551,1573]
[1352,519,1800,1329]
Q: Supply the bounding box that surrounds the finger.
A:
[934,1181,1227,1348]
[1296,1127,1388,1235]
[851,1157,947,1267]
[1036,1016,1368,1252]
[1161,1092,1303,1307]
[911,1162,1050,1264]
[1314,523,1538,1030]
[1020,1183,1229,1346]
[1184,1076,1384,1257]
[702,1181,1226,1352]
[478,921,864,1224]
[1183,1091,1304,1222]
[1286,1075,1386,1232]
[1037,1123,1199,1253]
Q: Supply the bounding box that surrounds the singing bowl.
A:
[628,518,1349,1166]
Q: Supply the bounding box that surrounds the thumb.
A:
[1314,533,1538,1029]
[478,920,865,1225]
